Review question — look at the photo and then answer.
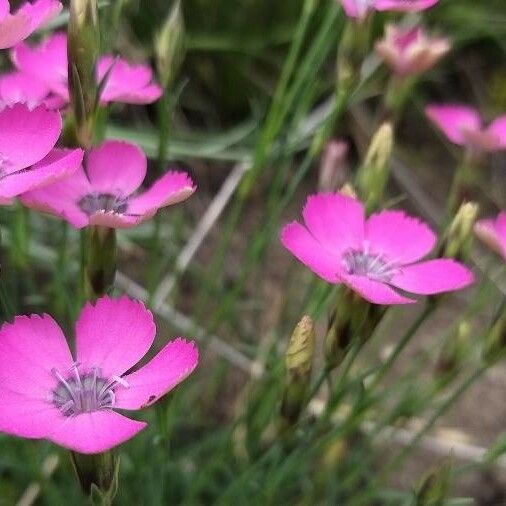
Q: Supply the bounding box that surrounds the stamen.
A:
[342,249,398,282]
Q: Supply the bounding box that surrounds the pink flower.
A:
[0,296,198,454]
[0,103,83,199]
[21,140,196,229]
[375,24,450,76]
[340,0,439,21]
[475,212,506,262]
[281,193,474,305]
[425,105,506,152]
[12,32,163,107]
[0,0,61,49]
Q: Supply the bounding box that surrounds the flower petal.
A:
[425,104,481,145]
[487,116,506,150]
[127,171,196,216]
[0,389,63,438]
[302,192,365,254]
[475,214,506,261]
[115,338,198,410]
[375,0,439,11]
[339,273,415,305]
[0,103,61,171]
[86,141,146,197]
[0,314,73,398]
[0,147,83,198]
[0,13,30,50]
[365,210,436,264]
[0,71,50,106]
[20,165,91,228]
[18,0,62,31]
[280,221,341,283]
[47,410,146,454]
[75,296,156,378]
[389,259,474,295]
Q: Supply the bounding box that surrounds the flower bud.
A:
[280,316,315,428]
[68,0,100,148]
[442,202,479,261]
[155,0,186,89]
[318,140,349,191]
[71,451,119,500]
[357,122,393,211]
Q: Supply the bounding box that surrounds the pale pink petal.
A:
[128,171,196,215]
[0,148,83,198]
[425,104,481,145]
[0,389,64,438]
[17,0,62,31]
[0,314,73,398]
[88,212,140,229]
[103,83,162,105]
[75,296,156,378]
[0,0,9,19]
[375,0,439,11]
[365,210,436,265]
[339,0,371,19]
[280,222,341,283]
[474,214,506,261]
[20,165,91,228]
[115,338,198,410]
[302,192,365,254]
[11,32,68,98]
[0,71,50,106]
[47,410,146,454]
[86,141,146,197]
[389,259,474,295]
[0,103,61,171]
[487,116,506,149]
[339,273,415,305]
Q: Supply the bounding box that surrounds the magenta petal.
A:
[11,32,68,98]
[0,71,50,107]
[107,83,162,105]
[17,0,62,31]
[425,104,481,145]
[0,314,73,397]
[390,259,474,295]
[0,13,30,50]
[0,0,9,19]
[281,222,341,283]
[0,148,83,198]
[115,338,198,410]
[365,210,436,264]
[128,171,196,216]
[48,410,146,454]
[487,116,506,149]
[76,296,156,378]
[302,193,365,254]
[86,141,146,196]
[88,212,141,229]
[20,166,90,229]
[375,0,439,11]
[0,389,64,439]
[0,103,61,171]
[339,0,371,19]
[339,274,415,305]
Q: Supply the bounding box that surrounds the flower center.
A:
[78,193,128,215]
[52,364,128,417]
[342,249,397,282]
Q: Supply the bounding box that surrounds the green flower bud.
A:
[435,321,471,381]
[280,316,315,428]
[68,0,100,148]
[415,457,453,505]
[356,122,393,212]
[442,202,479,261]
[155,0,185,89]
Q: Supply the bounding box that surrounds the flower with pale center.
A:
[0,0,61,49]
[474,212,506,262]
[281,192,474,305]
[21,140,196,229]
[426,105,506,153]
[0,296,198,454]
[11,32,162,107]
[339,0,439,21]
[375,24,450,76]
[0,103,83,202]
